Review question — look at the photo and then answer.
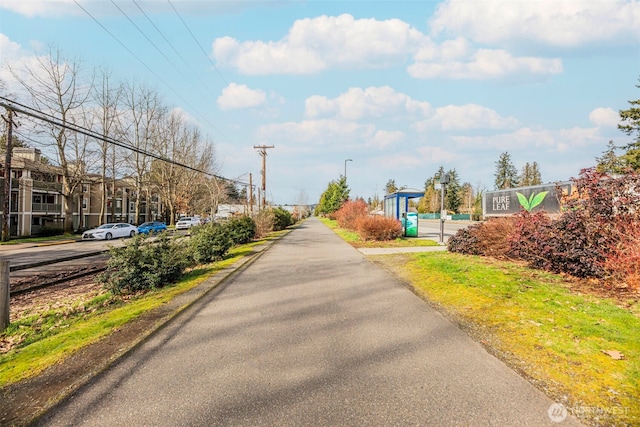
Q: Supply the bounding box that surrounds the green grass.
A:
[372,252,640,425]
[319,217,438,248]
[0,236,272,387]
[0,233,80,245]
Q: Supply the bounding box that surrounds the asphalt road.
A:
[38,218,581,426]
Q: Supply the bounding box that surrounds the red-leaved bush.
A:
[356,216,403,241]
[334,199,368,231]
[449,168,640,290]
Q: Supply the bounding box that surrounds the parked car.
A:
[82,223,138,240]
[137,221,168,235]
[176,217,201,230]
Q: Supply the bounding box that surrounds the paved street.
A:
[39,217,580,426]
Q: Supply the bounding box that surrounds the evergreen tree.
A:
[444,169,462,213]
[494,151,519,189]
[596,140,625,175]
[531,161,542,185]
[519,161,542,186]
[315,176,350,215]
[618,79,640,171]
[385,179,397,194]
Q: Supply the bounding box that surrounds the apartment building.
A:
[0,148,164,237]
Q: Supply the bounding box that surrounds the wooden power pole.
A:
[253,145,274,209]
[1,107,16,242]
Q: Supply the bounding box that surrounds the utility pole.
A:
[1,107,17,242]
[254,145,274,209]
[1,107,16,331]
[248,173,254,214]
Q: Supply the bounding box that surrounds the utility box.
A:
[404,212,418,237]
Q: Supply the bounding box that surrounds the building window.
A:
[82,198,88,209]
[83,184,88,192]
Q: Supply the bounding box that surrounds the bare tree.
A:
[91,68,123,224]
[9,45,93,232]
[149,109,218,223]
[120,81,163,224]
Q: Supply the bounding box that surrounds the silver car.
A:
[176,217,201,230]
[82,223,138,240]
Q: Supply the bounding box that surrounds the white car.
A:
[176,217,201,230]
[82,223,138,240]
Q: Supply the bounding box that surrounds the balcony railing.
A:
[32,181,63,192]
[32,203,62,213]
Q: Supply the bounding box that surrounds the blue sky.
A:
[1,0,638,205]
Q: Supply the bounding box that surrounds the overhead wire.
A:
[131,0,219,102]
[167,0,230,87]
[166,0,274,181]
[72,0,231,142]
[0,97,248,186]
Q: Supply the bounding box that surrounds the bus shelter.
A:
[384,188,424,237]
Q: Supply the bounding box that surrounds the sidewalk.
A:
[39,217,580,426]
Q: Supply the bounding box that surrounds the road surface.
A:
[39,217,580,426]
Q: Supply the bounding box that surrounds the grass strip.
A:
[372,251,639,425]
[0,239,266,387]
[319,217,438,248]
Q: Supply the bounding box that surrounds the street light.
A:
[344,159,353,179]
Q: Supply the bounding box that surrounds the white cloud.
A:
[368,130,405,149]
[408,48,563,80]
[414,104,520,131]
[430,0,640,48]
[257,119,376,145]
[589,107,620,127]
[305,86,431,120]
[217,83,267,110]
[213,14,425,75]
[452,126,602,152]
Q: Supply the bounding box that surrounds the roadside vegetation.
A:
[322,201,639,425]
[449,168,640,293]
[0,209,298,387]
[372,252,639,426]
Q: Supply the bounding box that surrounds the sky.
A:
[0,0,639,205]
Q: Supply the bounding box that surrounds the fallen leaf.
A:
[602,350,625,360]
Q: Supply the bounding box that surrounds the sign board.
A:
[483,182,572,217]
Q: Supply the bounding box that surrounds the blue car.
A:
[137,221,168,235]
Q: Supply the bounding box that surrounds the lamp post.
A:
[344,158,353,179]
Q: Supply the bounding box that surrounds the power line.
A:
[72,0,230,141]
[131,0,219,101]
[1,97,248,186]
[167,0,229,87]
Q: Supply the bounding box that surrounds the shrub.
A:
[448,223,484,255]
[99,234,189,295]
[253,209,274,238]
[334,199,368,231]
[601,218,640,289]
[356,216,402,241]
[272,207,295,231]
[507,211,552,262]
[448,217,515,257]
[189,222,232,264]
[225,215,256,245]
[37,226,64,237]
